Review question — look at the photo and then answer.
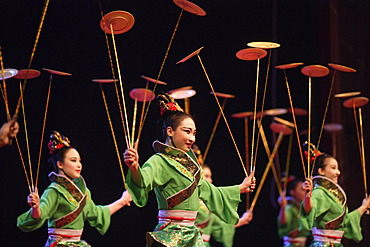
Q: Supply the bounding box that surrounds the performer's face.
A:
[166,117,196,152]
[57,148,82,179]
[318,157,340,183]
[203,167,213,183]
[291,181,305,202]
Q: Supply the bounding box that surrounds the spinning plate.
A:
[328,63,356,73]
[129,88,155,102]
[0,68,18,80]
[334,91,361,98]
[100,11,135,34]
[247,41,280,49]
[210,91,235,99]
[264,108,287,116]
[176,47,204,64]
[323,123,343,133]
[275,62,304,70]
[343,96,369,108]
[173,0,206,16]
[270,122,292,135]
[13,69,40,79]
[140,75,167,85]
[236,48,267,61]
[170,89,196,99]
[92,79,118,83]
[42,68,71,76]
[301,65,329,77]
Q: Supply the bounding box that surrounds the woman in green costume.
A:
[277,176,308,247]
[301,146,370,247]
[196,164,253,247]
[123,93,256,247]
[17,131,132,247]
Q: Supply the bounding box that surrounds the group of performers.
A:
[1,92,369,246]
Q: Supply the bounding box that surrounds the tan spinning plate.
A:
[0,68,18,80]
[42,68,71,76]
[324,123,343,132]
[100,11,135,34]
[270,122,292,135]
[247,41,280,49]
[129,88,155,102]
[170,89,196,99]
[264,108,287,116]
[176,47,204,64]
[343,96,369,108]
[275,62,304,70]
[168,86,193,94]
[334,91,361,98]
[328,63,356,73]
[210,91,235,99]
[92,79,118,83]
[140,75,167,85]
[173,0,206,16]
[301,65,330,77]
[13,69,41,79]
[236,48,267,61]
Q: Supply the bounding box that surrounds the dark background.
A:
[0,0,369,246]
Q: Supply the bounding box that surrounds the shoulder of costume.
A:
[312,175,346,205]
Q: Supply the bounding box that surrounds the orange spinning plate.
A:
[100,11,135,34]
[231,111,254,119]
[92,79,118,83]
[236,48,267,61]
[140,75,167,85]
[176,47,204,64]
[13,69,41,79]
[173,0,206,16]
[288,107,307,116]
[210,91,235,99]
[301,65,330,77]
[334,91,361,98]
[328,63,356,73]
[274,117,295,128]
[42,68,71,76]
[247,41,280,49]
[343,96,369,108]
[324,123,343,133]
[264,108,287,116]
[130,88,155,102]
[170,89,196,99]
[0,68,18,80]
[270,122,292,135]
[275,62,304,70]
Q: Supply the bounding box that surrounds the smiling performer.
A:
[123,93,256,247]
[300,144,370,247]
[17,131,132,247]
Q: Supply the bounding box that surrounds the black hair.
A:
[312,153,334,176]
[157,111,194,142]
[48,146,74,173]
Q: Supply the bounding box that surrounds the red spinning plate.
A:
[275,62,304,70]
[324,123,343,132]
[91,79,118,83]
[0,68,18,80]
[236,48,267,61]
[328,63,356,73]
[264,108,287,116]
[173,0,206,16]
[301,65,330,77]
[210,91,235,99]
[176,47,204,64]
[13,69,40,79]
[100,11,135,34]
[247,41,280,49]
[343,96,369,108]
[231,111,264,119]
[129,88,155,102]
[274,117,295,128]
[288,107,307,116]
[170,89,196,99]
[270,122,292,135]
[140,75,167,85]
[334,91,361,98]
[42,68,71,76]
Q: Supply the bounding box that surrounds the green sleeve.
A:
[278,205,301,237]
[209,214,236,247]
[85,189,111,235]
[126,154,170,207]
[343,209,362,242]
[17,187,59,232]
[199,179,241,225]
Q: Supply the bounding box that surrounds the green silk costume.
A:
[126,141,241,247]
[300,176,363,247]
[17,172,111,247]
[277,198,308,247]
[196,200,236,247]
